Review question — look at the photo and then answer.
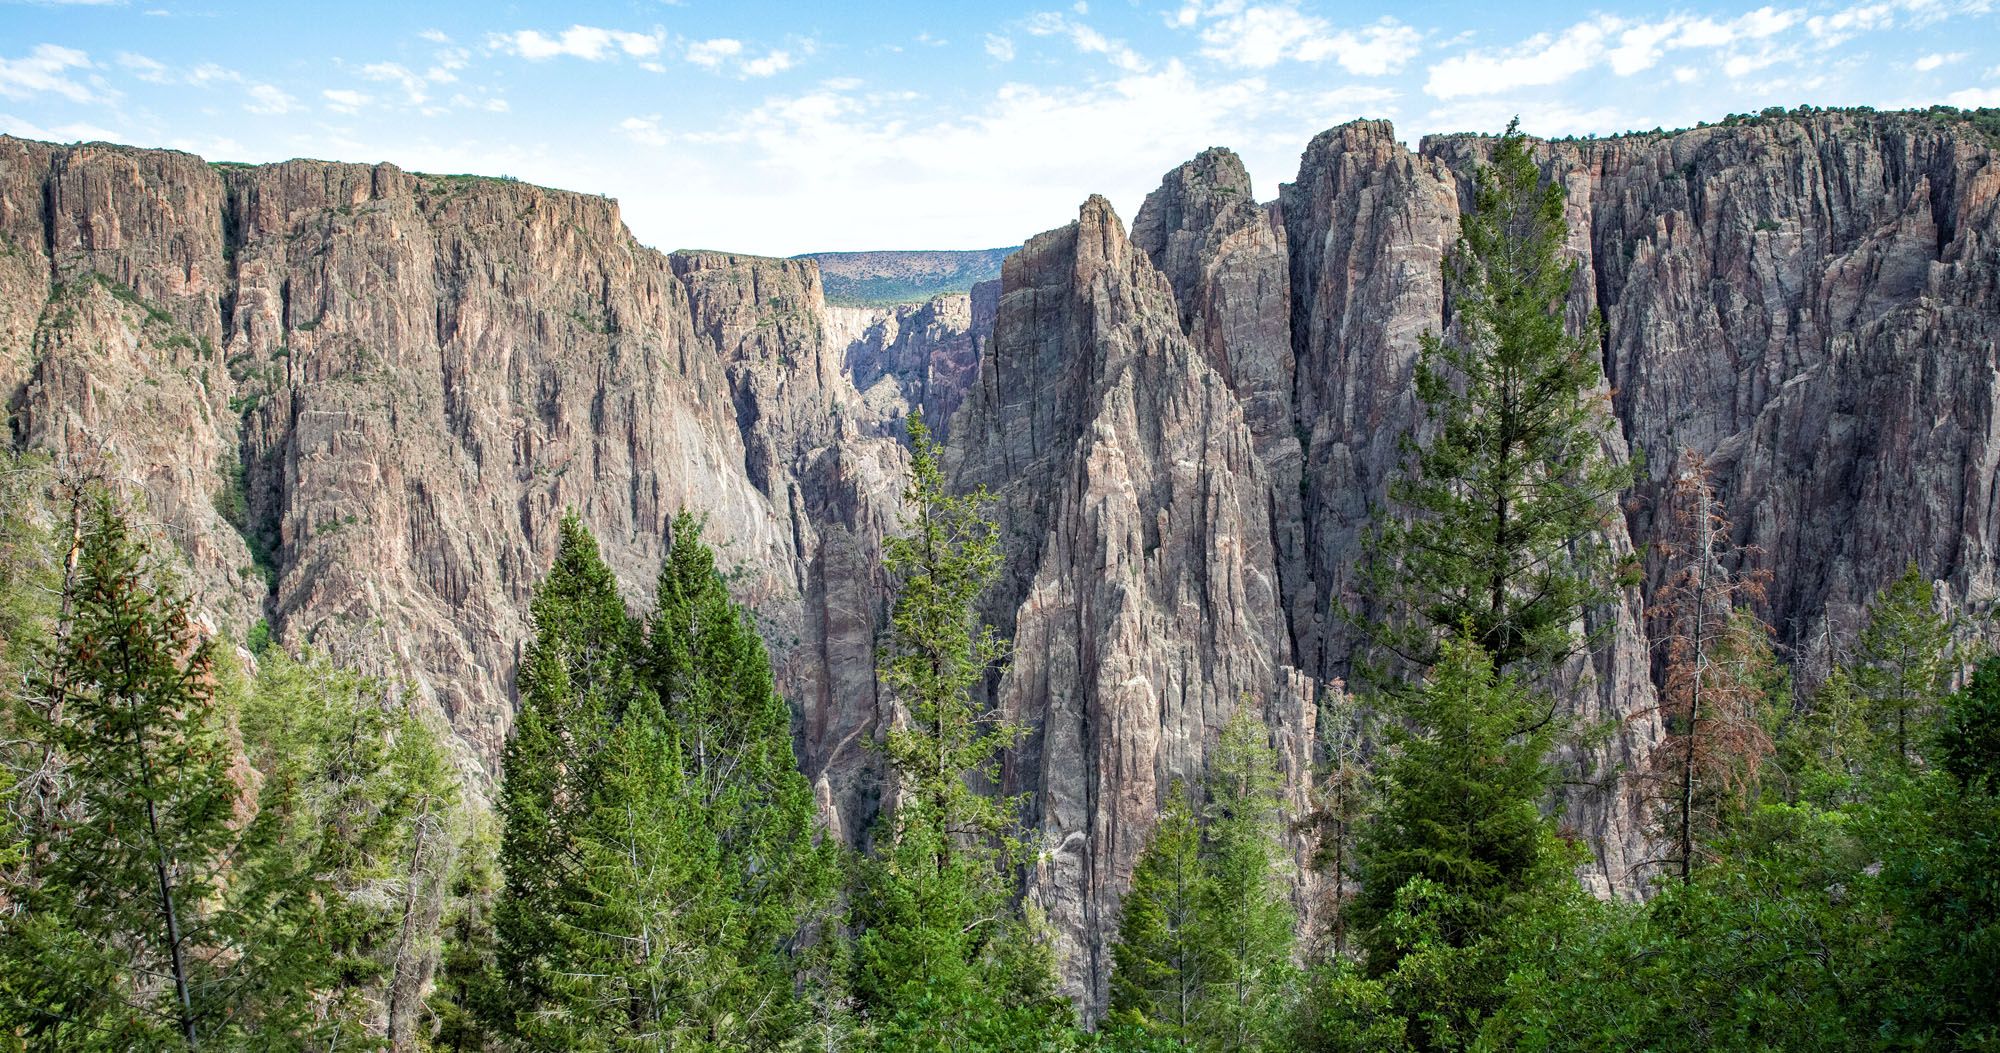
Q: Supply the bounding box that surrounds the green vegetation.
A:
[4,107,1998,1050]
[0,478,455,1049]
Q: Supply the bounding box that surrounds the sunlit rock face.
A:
[3,108,1995,1012]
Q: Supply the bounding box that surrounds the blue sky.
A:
[2,0,1996,255]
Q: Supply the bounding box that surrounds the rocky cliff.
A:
[2,107,1996,1013]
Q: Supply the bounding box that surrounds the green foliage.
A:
[493,513,647,1026]
[0,496,457,1049]
[0,496,242,1048]
[1357,120,1634,684]
[1851,563,1956,769]
[1195,708,1297,1052]
[488,510,836,1049]
[1107,784,1213,1045]
[1344,637,1575,1050]
[876,411,1020,847]
[1106,710,1298,1053]
[850,410,1077,1050]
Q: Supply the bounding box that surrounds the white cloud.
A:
[0,44,97,103]
[1805,2,1896,47]
[742,51,794,77]
[1425,96,1640,138]
[1428,8,1807,97]
[1426,20,1612,97]
[986,35,1016,61]
[245,83,296,115]
[490,25,665,62]
[619,115,669,147]
[360,61,431,105]
[1605,9,1799,75]
[322,88,369,114]
[1023,11,1149,73]
[1946,85,2000,106]
[1176,2,1420,76]
[116,53,245,88]
[117,52,171,83]
[449,92,509,113]
[0,112,122,143]
[419,29,452,44]
[1914,51,1966,70]
[686,38,744,69]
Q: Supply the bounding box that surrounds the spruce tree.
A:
[850,410,1075,1051]
[541,692,701,1046]
[1358,118,1634,686]
[2,497,237,1049]
[1195,707,1297,1053]
[1350,637,1574,1049]
[1106,783,1214,1048]
[639,511,838,1045]
[494,512,649,1029]
[1851,563,1956,769]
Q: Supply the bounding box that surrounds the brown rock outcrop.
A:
[1,108,1996,1015]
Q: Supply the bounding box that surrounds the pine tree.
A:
[850,410,1075,1051]
[494,512,649,1029]
[1106,783,1214,1048]
[1642,450,1774,885]
[639,511,838,1045]
[1851,563,1956,769]
[2,497,237,1049]
[1358,119,1634,687]
[1350,636,1574,1049]
[1195,706,1296,1053]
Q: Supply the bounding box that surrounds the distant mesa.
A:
[798,247,1016,307]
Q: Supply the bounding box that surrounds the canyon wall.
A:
[1,107,1995,1012]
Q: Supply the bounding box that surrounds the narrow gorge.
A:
[1,106,1995,1011]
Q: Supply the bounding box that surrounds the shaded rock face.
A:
[2,110,1997,1014]
[951,195,1312,1008]
[825,291,985,437]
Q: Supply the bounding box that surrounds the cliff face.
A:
[2,108,1996,1013]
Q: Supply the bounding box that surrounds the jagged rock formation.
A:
[2,107,1996,1014]
[951,194,1313,1006]
[826,290,985,437]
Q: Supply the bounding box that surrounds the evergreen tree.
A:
[1851,563,1956,768]
[1106,783,1214,1048]
[0,496,238,1049]
[540,692,702,1047]
[1358,119,1634,686]
[849,410,1075,1051]
[639,511,838,1044]
[1195,707,1296,1053]
[1294,693,1372,961]
[494,512,649,1030]
[1350,636,1575,1049]
[430,815,508,1052]
[226,648,460,1045]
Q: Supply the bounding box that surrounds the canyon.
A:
[0,106,1995,1011]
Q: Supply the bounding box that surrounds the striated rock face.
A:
[951,195,1311,1008]
[825,290,985,437]
[2,108,1997,1014]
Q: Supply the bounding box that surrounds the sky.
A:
[1,0,1996,255]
